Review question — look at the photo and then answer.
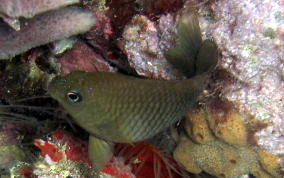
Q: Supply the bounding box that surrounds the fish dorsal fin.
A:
[165,8,202,78]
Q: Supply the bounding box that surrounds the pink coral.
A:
[0,0,79,18]
[0,7,96,59]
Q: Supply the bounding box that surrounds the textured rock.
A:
[56,40,114,75]
[119,14,183,79]
[198,0,284,155]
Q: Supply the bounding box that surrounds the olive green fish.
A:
[48,8,218,172]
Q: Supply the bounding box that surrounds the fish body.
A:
[49,71,206,143]
[48,7,218,172]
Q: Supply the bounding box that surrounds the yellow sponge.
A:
[185,107,215,144]
[174,98,282,178]
[174,136,278,178]
[206,99,248,146]
[258,149,281,177]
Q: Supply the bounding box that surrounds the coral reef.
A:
[174,136,278,178]
[0,0,283,177]
[0,121,37,177]
[0,53,55,99]
[173,0,284,176]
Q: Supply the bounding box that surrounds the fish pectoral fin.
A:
[88,135,114,173]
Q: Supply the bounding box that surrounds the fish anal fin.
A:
[88,135,114,173]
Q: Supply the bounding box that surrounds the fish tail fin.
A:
[165,8,202,78]
[195,39,218,75]
[88,135,114,173]
[165,8,218,78]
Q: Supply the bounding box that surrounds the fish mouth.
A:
[48,78,63,100]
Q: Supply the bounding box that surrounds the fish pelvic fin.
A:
[165,8,218,78]
[88,135,114,173]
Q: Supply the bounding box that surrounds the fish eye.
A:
[66,91,82,103]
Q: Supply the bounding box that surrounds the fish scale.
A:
[48,8,218,173]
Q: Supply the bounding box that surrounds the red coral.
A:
[35,129,188,177]
[52,129,92,166]
[34,129,92,166]
[115,142,187,178]
[34,139,63,162]
[19,168,34,178]
[102,158,134,178]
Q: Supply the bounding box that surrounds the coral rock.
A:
[56,40,114,75]
[119,14,183,79]
[199,0,284,155]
